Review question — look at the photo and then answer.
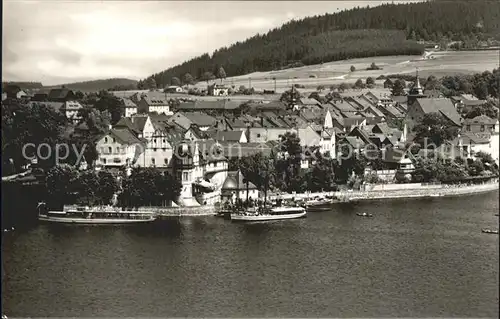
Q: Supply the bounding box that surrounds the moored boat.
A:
[231,206,307,222]
[481,228,499,234]
[37,203,156,224]
[356,212,373,218]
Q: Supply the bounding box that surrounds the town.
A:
[2,67,499,211]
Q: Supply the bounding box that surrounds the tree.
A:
[171,77,181,86]
[366,77,375,86]
[316,85,325,91]
[96,171,119,205]
[183,73,194,88]
[412,112,460,147]
[74,170,100,205]
[45,164,79,209]
[94,95,123,125]
[425,75,439,90]
[474,81,489,100]
[354,78,365,89]
[350,65,356,72]
[217,67,226,83]
[202,71,215,84]
[146,78,157,90]
[280,88,302,106]
[338,82,350,92]
[391,79,406,96]
[118,168,181,208]
[2,100,68,173]
[464,101,499,119]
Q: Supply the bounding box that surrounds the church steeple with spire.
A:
[407,67,426,106]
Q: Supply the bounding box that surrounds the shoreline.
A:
[149,181,499,217]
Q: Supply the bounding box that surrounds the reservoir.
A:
[2,191,499,317]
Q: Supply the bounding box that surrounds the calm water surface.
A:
[2,191,499,317]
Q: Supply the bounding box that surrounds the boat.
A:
[304,196,334,208]
[356,213,373,218]
[481,228,499,234]
[37,203,156,224]
[231,206,307,222]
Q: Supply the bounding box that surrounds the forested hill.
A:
[3,78,138,92]
[142,0,500,88]
[44,78,138,92]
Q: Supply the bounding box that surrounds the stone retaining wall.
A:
[342,182,499,201]
[137,205,216,217]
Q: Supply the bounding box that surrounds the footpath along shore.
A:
[145,179,499,217]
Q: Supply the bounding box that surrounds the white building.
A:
[120,98,138,117]
[95,128,145,168]
[221,170,259,203]
[208,84,229,96]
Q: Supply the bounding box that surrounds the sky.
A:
[2,0,423,85]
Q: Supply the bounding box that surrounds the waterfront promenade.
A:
[129,179,500,216]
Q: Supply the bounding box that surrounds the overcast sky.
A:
[3,0,422,85]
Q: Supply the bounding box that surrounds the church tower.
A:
[407,68,426,106]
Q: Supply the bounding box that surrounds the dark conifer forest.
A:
[141,0,500,87]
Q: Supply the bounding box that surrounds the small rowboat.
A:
[481,229,499,234]
[356,213,373,218]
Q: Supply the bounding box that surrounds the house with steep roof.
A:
[405,98,462,130]
[171,139,228,206]
[319,128,336,157]
[134,118,185,169]
[96,128,146,168]
[221,170,259,203]
[457,116,499,164]
[462,115,498,134]
[184,124,211,141]
[209,130,248,143]
[47,88,75,102]
[300,98,321,108]
[297,126,322,148]
[119,97,138,117]
[169,112,217,131]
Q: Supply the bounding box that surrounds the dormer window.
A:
[480,125,485,132]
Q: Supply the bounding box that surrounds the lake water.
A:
[2,191,499,317]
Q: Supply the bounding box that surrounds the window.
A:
[257,133,261,138]
[108,147,112,154]
[164,158,169,165]
[116,147,120,153]
[151,158,156,165]
[480,125,485,132]
[104,137,108,143]
[113,138,116,143]
[153,148,157,152]
[102,158,107,164]
[466,125,470,131]
[183,172,188,180]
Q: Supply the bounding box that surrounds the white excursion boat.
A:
[231,206,307,222]
[37,203,156,224]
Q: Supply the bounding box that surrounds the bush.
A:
[350,65,356,72]
[367,62,381,70]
